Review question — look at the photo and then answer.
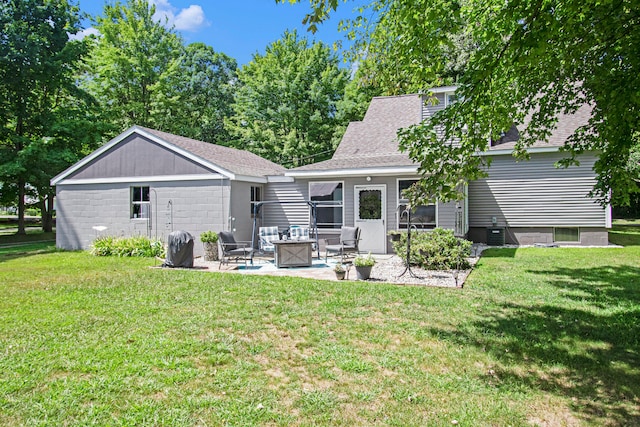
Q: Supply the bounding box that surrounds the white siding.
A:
[468,152,606,227]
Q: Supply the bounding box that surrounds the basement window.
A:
[554,227,580,243]
[131,186,150,219]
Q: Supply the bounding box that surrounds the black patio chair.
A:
[218,231,254,269]
[324,226,361,263]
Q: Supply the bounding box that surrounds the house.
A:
[280,88,610,249]
[52,89,611,255]
[51,126,286,255]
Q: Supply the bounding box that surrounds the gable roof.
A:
[489,104,593,151]
[137,127,286,177]
[289,89,594,177]
[52,125,286,185]
[288,94,423,176]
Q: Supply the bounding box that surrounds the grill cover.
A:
[164,230,194,268]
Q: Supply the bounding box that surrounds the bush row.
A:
[390,228,471,270]
[91,235,165,257]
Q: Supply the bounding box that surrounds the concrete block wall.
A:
[467,226,609,246]
[55,179,229,256]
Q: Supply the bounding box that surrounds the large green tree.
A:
[83,0,184,134]
[161,43,238,145]
[227,30,350,167]
[292,0,640,206]
[0,0,96,233]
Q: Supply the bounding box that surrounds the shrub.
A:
[91,235,165,258]
[354,252,376,267]
[390,228,471,270]
[200,230,219,243]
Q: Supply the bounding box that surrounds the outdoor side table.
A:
[272,240,313,268]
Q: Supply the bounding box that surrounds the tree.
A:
[83,0,184,134]
[0,0,93,233]
[290,0,640,206]
[227,30,350,167]
[161,43,238,145]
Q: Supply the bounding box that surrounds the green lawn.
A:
[0,228,638,426]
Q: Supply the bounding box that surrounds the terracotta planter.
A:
[355,265,373,280]
[203,242,219,261]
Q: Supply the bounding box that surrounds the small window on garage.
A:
[131,186,150,219]
[250,185,262,218]
[554,227,580,242]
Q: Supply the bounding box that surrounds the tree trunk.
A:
[41,194,54,233]
[17,179,26,235]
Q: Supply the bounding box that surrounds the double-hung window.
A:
[131,186,150,219]
[309,181,343,229]
[250,185,262,218]
[397,179,436,229]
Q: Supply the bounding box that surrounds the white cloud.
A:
[68,27,101,41]
[150,1,208,32]
[174,5,206,31]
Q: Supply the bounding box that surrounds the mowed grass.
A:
[0,228,639,426]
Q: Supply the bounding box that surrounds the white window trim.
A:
[444,92,457,107]
[131,186,150,220]
[309,180,345,229]
[250,185,263,218]
[395,178,438,229]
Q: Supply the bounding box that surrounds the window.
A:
[445,93,458,106]
[310,181,343,229]
[397,179,436,229]
[250,185,262,218]
[554,227,580,242]
[131,186,150,219]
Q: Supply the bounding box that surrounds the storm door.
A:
[354,184,386,253]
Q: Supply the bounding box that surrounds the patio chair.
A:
[289,225,310,240]
[258,226,280,254]
[218,231,254,269]
[324,226,361,263]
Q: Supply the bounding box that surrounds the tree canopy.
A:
[0,0,99,233]
[227,30,350,167]
[292,0,640,206]
[163,43,238,145]
[82,0,184,134]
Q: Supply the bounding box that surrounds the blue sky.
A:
[77,0,363,66]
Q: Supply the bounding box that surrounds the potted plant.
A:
[200,231,219,261]
[334,263,346,280]
[354,252,376,280]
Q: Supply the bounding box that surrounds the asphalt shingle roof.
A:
[292,94,423,171]
[490,104,593,150]
[138,126,286,177]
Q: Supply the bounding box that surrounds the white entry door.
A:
[354,184,386,253]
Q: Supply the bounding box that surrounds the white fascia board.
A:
[475,146,561,157]
[429,86,458,94]
[233,175,268,184]
[286,166,418,178]
[267,175,295,183]
[50,126,236,185]
[55,174,226,185]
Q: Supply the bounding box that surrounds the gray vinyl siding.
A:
[437,201,458,230]
[55,179,230,256]
[67,134,214,180]
[229,181,254,242]
[262,181,310,229]
[421,93,461,146]
[468,152,606,227]
[422,93,447,120]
